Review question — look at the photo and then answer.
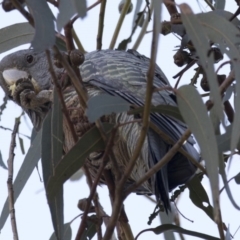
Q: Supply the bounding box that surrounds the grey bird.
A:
[0,49,200,212]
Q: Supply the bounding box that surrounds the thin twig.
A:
[45,50,78,142]
[204,0,215,10]
[125,128,192,195]
[53,46,88,108]
[10,0,34,25]
[132,0,154,50]
[109,0,131,49]
[0,125,30,139]
[7,119,20,240]
[96,0,107,50]
[75,127,118,240]
[102,3,161,239]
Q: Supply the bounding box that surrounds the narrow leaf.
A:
[0,151,7,170]
[42,109,64,240]
[234,172,240,184]
[86,94,130,123]
[180,4,224,126]
[81,216,97,240]
[187,175,214,221]
[46,123,114,200]
[0,23,34,54]
[141,224,220,240]
[49,222,72,240]
[214,0,225,10]
[57,0,87,31]
[0,129,42,230]
[73,0,87,18]
[25,0,55,51]
[177,85,219,217]
[195,11,240,153]
[18,136,25,154]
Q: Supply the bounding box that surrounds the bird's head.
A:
[0,49,63,130]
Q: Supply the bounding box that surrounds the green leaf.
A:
[0,129,42,231]
[73,0,87,18]
[81,215,98,240]
[52,88,63,167]
[194,11,240,153]
[234,172,240,184]
[129,105,185,123]
[25,0,55,51]
[180,4,224,127]
[0,22,34,54]
[218,153,240,210]
[187,175,214,221]
[41,90,64,240]
[0,151,7,170]
[214,0,225,10]
[49,222,72,240]
[140,224,220,240]
[86,94,130,123]
[57,0,87,31]
[0,96,8,118]
[46,123,114,201]
[177,85,219,216]
[18,136,25,155]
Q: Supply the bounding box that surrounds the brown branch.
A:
[10,0,34,26]
[7,119,20,240]
[53,46,87,108]
[96,0,107,50]
[45,50,78,143]
[102,4,161,239]
[164,0,178,16]
[75,127,118,240]
[173,60,196,79]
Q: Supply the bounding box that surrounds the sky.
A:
[0,1,240,240]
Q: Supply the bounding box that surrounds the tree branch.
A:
[7,119,20,240]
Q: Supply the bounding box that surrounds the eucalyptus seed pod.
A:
[69,50,85,67]
[118,0,133,14]
[2,0,25,12]
[173,50,189,67]
[78,198,95,213]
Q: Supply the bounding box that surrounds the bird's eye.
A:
[26,55,34,63]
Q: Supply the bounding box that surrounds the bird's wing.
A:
[80,49,200,211]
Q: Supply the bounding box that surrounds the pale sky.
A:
[0,1,239,240]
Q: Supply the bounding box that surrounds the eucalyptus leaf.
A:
[25,0,55,51]
[180,4,224,127]
[0,22,34,54]
[18,136,25,155]
[46,123,114,200]
[0,151,7,170]
[49,222,72,240]
[194,11,240,152]
[187,175,214,221]
[81,215,98,240]
[214,0,226,10]
[139,224,220,240]
[0,129,42,231]
[86,94,131,123]
[57,0,87,31]
[41,91,64,240]
[234,172,240,184]
[177,85,219,216]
